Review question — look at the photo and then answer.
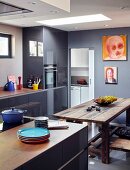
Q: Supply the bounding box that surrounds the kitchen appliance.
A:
[1,108,27,123]
[44,64,57,89]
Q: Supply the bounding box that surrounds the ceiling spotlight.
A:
[28,1,36,5]
[32,2,36,4]
[49,10,59,14]
[104,24,109,27]
[74,27,78,30]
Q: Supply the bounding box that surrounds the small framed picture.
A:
[38,42,43,57]
[102,35,127,61]
[104,66,118,84]
[29,41,37,56]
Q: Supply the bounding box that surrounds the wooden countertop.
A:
[0,121,87,170]
[0,88,43,99]
[0,86,67,99]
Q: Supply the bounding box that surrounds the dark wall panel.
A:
[23,26,43,87]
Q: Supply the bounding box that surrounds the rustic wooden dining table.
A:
[54,98,130,164]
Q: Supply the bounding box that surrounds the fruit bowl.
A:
[94,96,117,106]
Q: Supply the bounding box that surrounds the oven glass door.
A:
[45,69,57,88]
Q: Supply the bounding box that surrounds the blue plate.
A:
[17,127,50,138]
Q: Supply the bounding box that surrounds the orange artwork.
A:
[102,35,127,60]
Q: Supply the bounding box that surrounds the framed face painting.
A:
[102,35,127,61]
[104,66,118,84]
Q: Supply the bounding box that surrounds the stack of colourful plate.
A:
[17,127,50,144]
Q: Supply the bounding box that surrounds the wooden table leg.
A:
[101,123,109,164]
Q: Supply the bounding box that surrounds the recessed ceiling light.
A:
[28,1,36,5]
[37,14,111,26]
[50,10,59,14]
[32,2,36,4]
[104,24,109,27]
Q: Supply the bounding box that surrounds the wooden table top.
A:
[0,121,87,170]
[55,98,130,124]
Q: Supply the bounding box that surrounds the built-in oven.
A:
[44,64,57,89]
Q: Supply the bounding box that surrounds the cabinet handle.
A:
[90,78,91,85]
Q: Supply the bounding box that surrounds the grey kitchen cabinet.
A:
[0,98,8,112]
[8,95,28,108]
[46,87,68,116]
[62,127,88,170]
[57,48,68,67]
[62,151,88,170]
[41,90,47,116]
[0,91,47,118]
[0,95,29,112]
[54,86,68,114]
[43,27,68,67]
[22,144,62,170]
[23,26,68,90]
[8,95,30,117]
[23,26,44,88]
[27,91,47,117]
[43,27,68,87]
[28,91,47,117]
[57,67,68,87]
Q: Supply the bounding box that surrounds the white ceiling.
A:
[1,0,130,31]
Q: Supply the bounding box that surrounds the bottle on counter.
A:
[27,79,32,88]
[27,76,32,88]
[17,76,22,90]
[38,76,43,89]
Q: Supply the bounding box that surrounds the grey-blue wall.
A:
[68,27,130,98]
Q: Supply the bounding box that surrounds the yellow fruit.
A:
[95,96,117,104]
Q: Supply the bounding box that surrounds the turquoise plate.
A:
[17,127,50,138]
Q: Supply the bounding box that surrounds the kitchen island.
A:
[0,121,88,170]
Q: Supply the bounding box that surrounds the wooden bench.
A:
[110,137,130,152]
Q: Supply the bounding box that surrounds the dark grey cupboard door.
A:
[54,87,68,114]
[28,92,42,117]
[0,98,8,112]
